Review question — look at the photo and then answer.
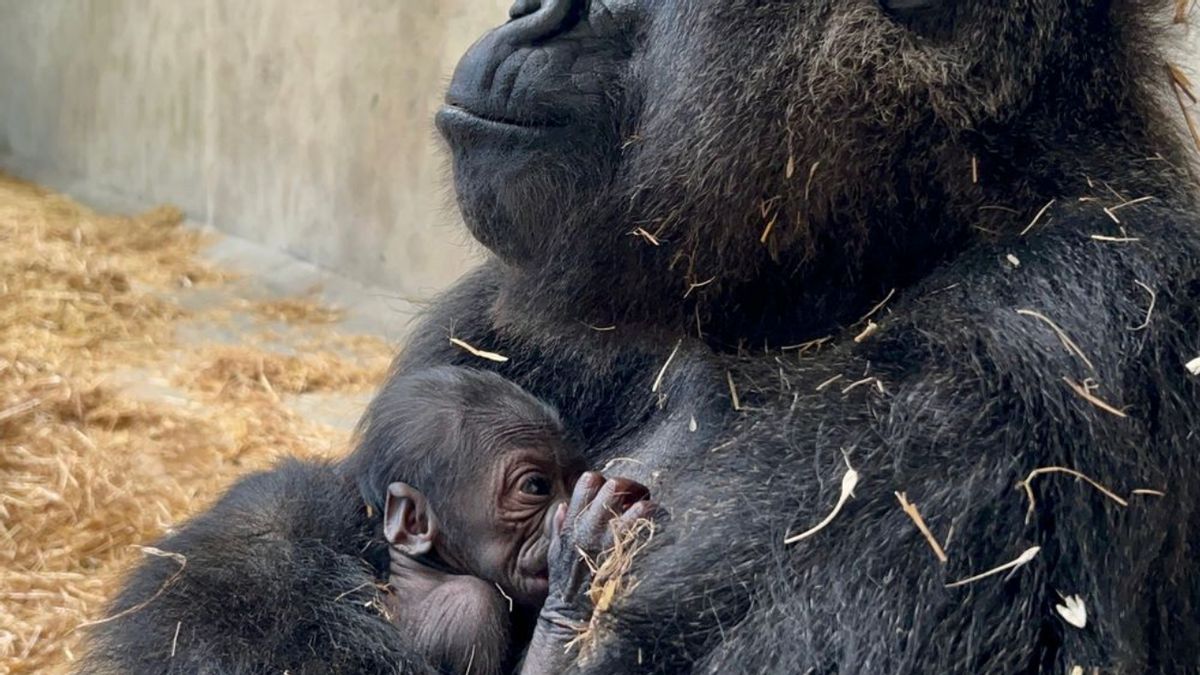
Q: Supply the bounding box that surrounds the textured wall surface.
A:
[0,0,508,298]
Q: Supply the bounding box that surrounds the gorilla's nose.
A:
[504,0,581,43]
[508,0,539,20]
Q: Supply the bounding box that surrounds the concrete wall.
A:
[0,0,508,299]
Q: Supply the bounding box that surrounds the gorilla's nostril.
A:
[504,0,582,43]
[509,0,540,20]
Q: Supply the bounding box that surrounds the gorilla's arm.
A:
[79,460,427,675]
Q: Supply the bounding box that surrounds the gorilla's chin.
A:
[436,105,553,264]
[437,104,618,269]
[435,0,632,267]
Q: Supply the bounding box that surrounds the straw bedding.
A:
[0,174,392,673]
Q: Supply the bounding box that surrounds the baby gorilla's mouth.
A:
[516,536,552,604]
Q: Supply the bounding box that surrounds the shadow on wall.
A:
[0,0,511,299]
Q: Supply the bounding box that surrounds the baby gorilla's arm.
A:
[521,472,656,673]
[412,576,511,674]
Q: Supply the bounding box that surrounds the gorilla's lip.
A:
[436,104,560,132]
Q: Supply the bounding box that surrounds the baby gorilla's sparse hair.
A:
[343,366,566,525]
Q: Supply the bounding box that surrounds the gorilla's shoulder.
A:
[81,459,418,674]
[198,457,374,549]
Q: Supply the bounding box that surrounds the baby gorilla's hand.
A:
[540,472,656,630]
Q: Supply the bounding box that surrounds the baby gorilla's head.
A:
[348,366,584,606]
[342,366,585,671]
[343,366,659,674]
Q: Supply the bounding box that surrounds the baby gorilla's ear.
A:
[384,483,439,557]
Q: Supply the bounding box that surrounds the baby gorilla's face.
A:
[445,443,583,609]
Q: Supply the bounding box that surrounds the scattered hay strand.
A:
[852,321,879,344]
[75,546,187,631]
[628,227,661,246]
[840,377,881,395]
[1089,234,1140,243]
[1015,309,1096,372]
[494,584,514,613]
[856,289,896,326]
[785,458,859,544]
[760,214,778,244]
[449,337,510,363]
[566,517,656,660]
[1132,489,1167,497]
[1168,63,1200,152]
[651,340,683,393]
[1062,377,1127,418]
[945,546,1041,588]
[781,335,832,353]
[683,276,716,299]
[804,161,822,202]
[1054,593,1087,629]
[815,374,843,391]
[1106,195,1155,213]
[725,370,742,411]
[170,621,181,658]
[1129,281,1156,331]
[583,323,617,332]
[1016,466,1129,525]
[1020,199,1056,236]
[894,492,948,563]
[971,156,979,185]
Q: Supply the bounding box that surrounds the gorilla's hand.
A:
[524,472,655,671]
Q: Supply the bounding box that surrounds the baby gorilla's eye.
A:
[520,474,552,497]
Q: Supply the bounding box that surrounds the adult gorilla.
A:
[83,0,1199,673]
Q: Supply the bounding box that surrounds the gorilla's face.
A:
[436,0,639,265]
[438,0,1134,333]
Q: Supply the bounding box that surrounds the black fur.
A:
[83,0,1199,672]
[80,460,428,674]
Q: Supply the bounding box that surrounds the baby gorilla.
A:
[343,366,656,674]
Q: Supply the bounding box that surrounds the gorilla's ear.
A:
[384,482,439,557]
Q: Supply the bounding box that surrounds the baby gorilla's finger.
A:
[572,479,627,547]
[564,471,605,529]
[552,501,568,535]
[614,499,657,532]
[603,476,650,511]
